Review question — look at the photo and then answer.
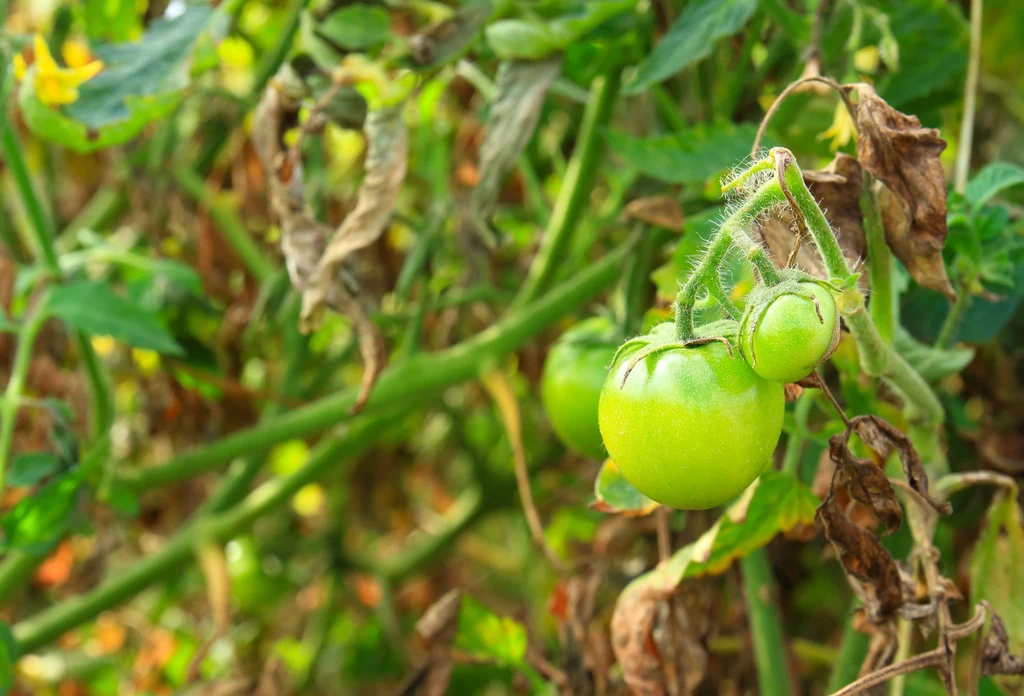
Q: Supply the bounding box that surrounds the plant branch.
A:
[934,280,972,349]
[742,548,794,696]
[513,68,621,308]
[954,0,983,194]
[860,175,895,344]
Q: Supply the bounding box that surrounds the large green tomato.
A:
[598,325,784,509]
[739,281,838,384]
[541,316,620,460]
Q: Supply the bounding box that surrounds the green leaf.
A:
[0,313,17,334]
[606,122,760,185]
[624,0,757,93]
[893,327,975,381]
[48,280,183,355]
[411,0,496,68]
[641,472,819,591]
[0,472,82,556]
[966,162,1024,209]
[876,0,968,109]
[20,6,217,152]
[485,0,636,60]
[455,595,528,665]
[969,491,1024,693]
[593,458,659,516]
[9,452,61,487]
[318,5,391,51]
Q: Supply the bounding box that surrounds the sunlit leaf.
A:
[485,0,636,60]
[0,473,82,556]
[625,0,757,93]
[593,459,659,516]
[20,6,218,152]
[455,596,550,692]
[48,280,183,355]
[318,5,391,51]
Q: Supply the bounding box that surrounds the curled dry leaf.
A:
[849,83,954,299]
[851,415,952,515]
[621,195,685,233]
[470,58,562,246]
[981,608,1024,677]
[758,153,866,283]
[400,590,464,696]
[409,0,496,67]
[828,432,902,535]
[254,70,404,412]
[817,488,904,623]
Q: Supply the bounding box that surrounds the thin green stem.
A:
[827,613,871,693]
[116,235,638,491]
[741,548,794,696]
[782,392,814,478]
[954,0,983,194]
[1,127,58,272]
[513,68,621,308]
[0,292,51,496]
[861,176,894,345]
[173,167,275,283]
[652,84,687,131]
[674,180,785,340]
[14,410,404,654]
[934,281,971,349]
[775,151,943,426]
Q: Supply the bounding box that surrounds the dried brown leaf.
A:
[759,153,866,281]
[609,580,672,696]
[828,433,902,535]
[404,590,464,696]
[622,195,685,233]
[981,608,1024,677]
[817,490,904,623]
[850,83,954,299]
[851,415,952,515]
[470,58,561,245]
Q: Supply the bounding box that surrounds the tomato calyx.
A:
[610,319,740,387]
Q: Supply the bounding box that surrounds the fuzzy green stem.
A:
[116,235,638,491]
[775,151,944,426]
[741,548,794,696]
[513,68,621,309]
[0,292,51,497]
[782,393,814,478]
[1,127,58,273]
[674,180,785,340]
[861,176,895,345]
[954,0,983,194]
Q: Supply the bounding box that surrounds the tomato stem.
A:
[674,180,784,341]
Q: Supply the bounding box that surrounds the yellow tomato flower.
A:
[818,100,857,152]
[22,34,104,107]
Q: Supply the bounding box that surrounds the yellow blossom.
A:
[22,35,104,107]
[61,39,94,69]
[13,53,27,81]
[818,100,856,151]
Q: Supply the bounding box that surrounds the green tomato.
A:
[598,328,784,510]
[541,316,620,460]
[739,281,838,384]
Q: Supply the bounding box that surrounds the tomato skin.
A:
[740,281,838,384]
[541,317,620,460]
[598,334,784,510]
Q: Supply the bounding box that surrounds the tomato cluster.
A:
[541,279,838,511]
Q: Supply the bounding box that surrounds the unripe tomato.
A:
[598,326,784,509]
[739,281,838,384]
[541,316,620,460]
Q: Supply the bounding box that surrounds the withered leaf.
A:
[828,433,902,535]
[621,195,685,233]
[470,58,562,246]
[850,83,954,299]
[981,608,1024,677]
[409,0,496,67]
[851,415,952,515]
[400,591,464,696]
[759,153,866,283]
[817,490,904,623]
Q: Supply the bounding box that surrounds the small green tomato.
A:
[541,316,620,460]
[739,281,838,384]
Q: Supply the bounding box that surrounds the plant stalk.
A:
[513,68,621,308]
[742,548,794,696]
[861,175,894,345]
[954,0,983,194]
